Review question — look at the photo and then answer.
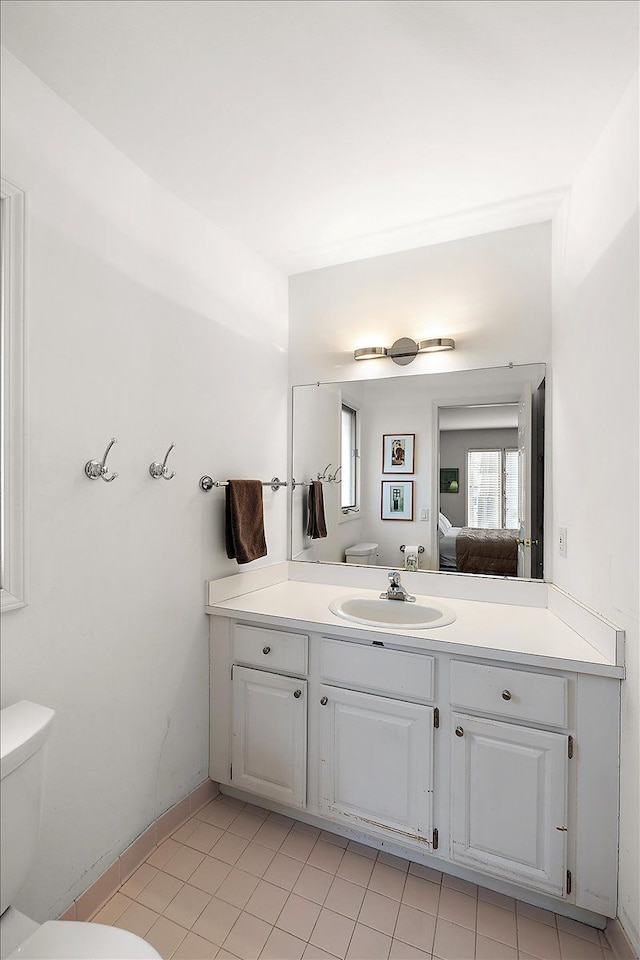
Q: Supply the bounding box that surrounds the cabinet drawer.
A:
[320,637,434,702]
[233,624,308,675]
[450,660,568,727]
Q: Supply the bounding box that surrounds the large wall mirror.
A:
[291,363,545,580]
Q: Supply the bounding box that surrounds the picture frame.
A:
[382,433,415,473]
[381,480,414,521]
[440,467,459,493]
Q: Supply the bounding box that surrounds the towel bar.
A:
[199,476,287,492]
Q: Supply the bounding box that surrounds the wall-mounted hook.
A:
[318,463,332,481]
[329,465,342,483]
[149,442,176,480]
[85,438,119,482]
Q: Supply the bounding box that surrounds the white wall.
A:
[0,51,288,920]
[551,74,639,950]
[289,222,551,387]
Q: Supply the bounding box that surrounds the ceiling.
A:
[1,0,637,274]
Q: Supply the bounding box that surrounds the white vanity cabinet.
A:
[209,609,621,925]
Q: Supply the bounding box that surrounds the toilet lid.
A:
[7,921,161,959]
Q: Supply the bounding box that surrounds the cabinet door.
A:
[451,713,568,896]
[319,685,434,844]
[232,666,307,808]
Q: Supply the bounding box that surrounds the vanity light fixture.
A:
[354,337,455,365]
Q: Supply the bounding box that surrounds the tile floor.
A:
[91,794,616,960]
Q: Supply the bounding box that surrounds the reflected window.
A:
[341,402,358,510]
[467,448,518,529]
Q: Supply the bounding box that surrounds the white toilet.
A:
[344,541,379,565]
[0,701,160,959]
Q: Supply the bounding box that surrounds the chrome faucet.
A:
[380,570,416,602]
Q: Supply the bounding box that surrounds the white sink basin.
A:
[329,595,456,630]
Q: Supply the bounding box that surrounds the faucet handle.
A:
[388,570,401,584]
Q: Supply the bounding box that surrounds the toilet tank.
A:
[344,542,379,565]
[0,701,55,914]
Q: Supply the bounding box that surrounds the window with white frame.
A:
[340,402,359,511]
[467,448,518,529]
[1,178,27,611]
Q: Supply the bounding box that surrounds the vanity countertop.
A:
[207,578,624,678]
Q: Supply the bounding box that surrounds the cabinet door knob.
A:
[502,690,512,701]
[455,726,464,737]
[294,689,302,699]
[262,646,271,655]
[320,696,329,706]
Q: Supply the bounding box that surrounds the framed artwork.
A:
[440,467,459,493]
[381,480,414,521]
[382,433,415,473]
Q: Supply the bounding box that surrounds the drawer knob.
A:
[320,696,329,706]
[455,726,464,737]
[294,689,302,699]
[502,690,512,701]
[262,646,271,655]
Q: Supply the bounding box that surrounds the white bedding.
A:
[439,526,462,569]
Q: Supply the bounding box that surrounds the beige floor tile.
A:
[336,852,376,888]
[163,844,207,882]
[346,840,378,860]
[145,916,188,959]
[432,917,476,960]
[136,870,184,913]
[268,812,296,828]
[115,901,160,937]
[357,889,400,937]
[121,863,159,898]
[223,911,272,960]
[516,901,558,928]
[91,892,133,925]
[320,831,348,848]
[368,863,407,902]
[277,893,322,940]
[476,933,518,960]
[476,899,517,946]
[378,853,410,873]
[310,907,357,959]
[211,832,251,866]
[477,886,515,912]
[148,839,182,869]
[236,842,277,879]
[243,803,271,821]
[308,841,345,874]
[217,951,241,960]
[173,819,200,844]
[389,939,432,959]
[517,916,561,959]
[556,917,602,945]
[293,864,334,904]
[402,875,440,916]
[558,931,604,959]
[280,830,319,862]
[394,904,436,954]
[164,883,212,929]
[324,877,366,920]
[192,896,241,947]
[190,857,233,896]
[184,821,226,855]
[254,820,293,851]
[263,853,305,891]
[409,863,442,885]
[244,880,289,924]
[292,821,322,839]
[441,876,478,899]
[346,922,392,959]
[303,944,341,959]
[261,926,307,960]
[436,888,477,932]
[172,930,219,959]
[200,801,243,831]
[218,795,246,811]
[216,868,260,909]
[228,812,267,841]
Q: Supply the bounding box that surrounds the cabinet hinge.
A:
[432,828,439,850]
[231,664,234,681]
[230,764,233,781]
[568,736,574,759]
[433,707,439,729]
[566,870,572,894]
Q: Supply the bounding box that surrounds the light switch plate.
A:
[558,526,567,557]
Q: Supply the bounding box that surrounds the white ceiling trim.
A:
[282,188,568,276]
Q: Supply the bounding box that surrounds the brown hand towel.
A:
[306,480,327,539]
[225,480,268,564]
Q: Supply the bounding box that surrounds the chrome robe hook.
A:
[85,438,119,482]
[149,442,176,480]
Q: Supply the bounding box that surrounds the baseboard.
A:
[58,779,220,922]
[606,916,640,960]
